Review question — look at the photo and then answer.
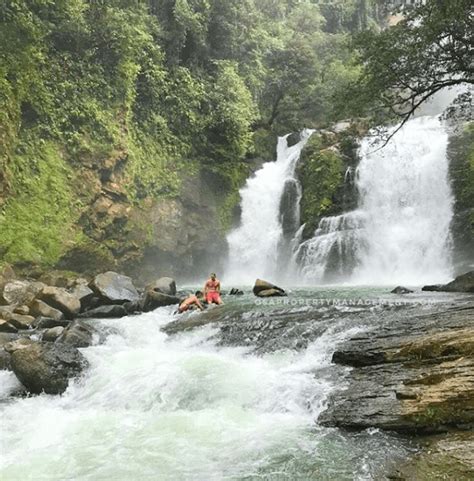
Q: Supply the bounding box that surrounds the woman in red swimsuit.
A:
[203,273,223,305]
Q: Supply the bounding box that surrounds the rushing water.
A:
[225,130,314,285]
[0,288,434,481]
[298,116,454,285]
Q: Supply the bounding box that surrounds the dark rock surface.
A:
[422,271,474,293]
[90,271,140,303]
[7,314,35,330]
[0,319,17,333]
[57,320,99,348]
[229,288,244,295]
[79,304,127,318]
[33,316,71,329]
[9,341,88,394]
[319,304,474,434]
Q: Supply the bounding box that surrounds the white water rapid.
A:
[225,130,314,284]
[298,116,454,285]
[0,306,370,481]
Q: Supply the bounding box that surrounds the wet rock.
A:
[422,271,474,293]
[391,286,414,294]
[253,279,286,297]
[319,305,474,434]
[9,341,88,394]
[123,301,141,314]
[57,320,99,348]
[42,326,65,342]
[0,320,17,333]
[141,290,179,312]
[0,348,11,370]
[229,288,244,295]
[146,277,177,296]
[391,432,474,481]
[79,304,127,319]
[90,271,139,303]
[70,283,95,311]
[32,316,71,329]
[0,280,44,306]
[38,286,81,319]
[29,299,65,321]
[421,284,444,292]
[8,314,35,330]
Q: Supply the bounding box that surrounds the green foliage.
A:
[298,136,344,236]
[0,141,77,264]
[340,0,474,135]
[0,0,385,268]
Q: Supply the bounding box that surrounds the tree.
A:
[341,0,474,143]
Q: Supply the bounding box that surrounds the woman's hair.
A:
[195,290,203,296]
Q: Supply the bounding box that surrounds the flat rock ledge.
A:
[319,304,474,434]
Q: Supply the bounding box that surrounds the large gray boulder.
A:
[146,277,177,296]
[0,280,44,306]
[57,320,99,348]
[253,279,286,297]
[38,286,81,319]
[29,299,65,321]
[90,272,139,304]
[8,341,88,394]
[422,271,474,294]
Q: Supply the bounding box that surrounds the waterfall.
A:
[298,116,454,285]
[224,129,314,284]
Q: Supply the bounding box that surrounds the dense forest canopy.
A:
[0,0,472,269]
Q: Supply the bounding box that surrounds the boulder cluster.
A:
[0,267,180,395]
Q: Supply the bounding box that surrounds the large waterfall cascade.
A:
[224,129,314,284]
[298,116,455,285]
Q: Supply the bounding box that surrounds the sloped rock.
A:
[29,299,64,321]
[391,286,414,294]
[422,271,474,293]
[42,326,65,342]
[141,290,179,312]
[38,286,81,319]
[0,320,17,333]
[79,304,127,319]
[9,341,88,394]
[319,306,474,434]
[391,432,474,481]
[8,314,35,330]
[0,348,11,370]
[253,279,286,297]
[57,320,99,348]
[146,277,176,296]
[90,271,139,303]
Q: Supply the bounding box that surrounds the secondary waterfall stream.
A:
[298,116,454,285]
[224,130,314,284]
